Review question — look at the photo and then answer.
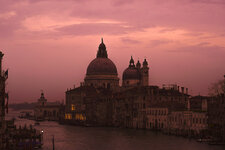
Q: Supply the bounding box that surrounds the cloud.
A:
[1,0,225,39]
[168,44,225,60]
[121,37,140,44]
[56,23,135,36]
[0,17,21,38]
[0,11,16,19]
[149,39,173,47]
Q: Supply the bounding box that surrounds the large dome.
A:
[86,58,118,75]
[123,67,141,80]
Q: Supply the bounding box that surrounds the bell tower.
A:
[140,59,149,86]
[38,91,47,106]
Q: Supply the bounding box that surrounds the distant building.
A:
[34,92,62,121]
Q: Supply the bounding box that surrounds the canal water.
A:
[7,110,225,150]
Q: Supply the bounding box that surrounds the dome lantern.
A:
[129,56,135,67]
[97,38,108,58]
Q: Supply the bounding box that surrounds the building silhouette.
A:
[64,39,212,138]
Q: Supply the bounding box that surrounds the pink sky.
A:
[0,0,225,103]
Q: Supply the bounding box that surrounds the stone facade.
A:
[167,111,208,136]
[146,107,168,130]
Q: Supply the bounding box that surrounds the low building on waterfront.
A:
[146,107,168,130]
[167,110,208,137]
[34,92,62,121]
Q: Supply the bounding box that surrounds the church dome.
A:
[86,58,118,75]
[122,67,140,80]
[122,56,141,80]
[86,38,118,76]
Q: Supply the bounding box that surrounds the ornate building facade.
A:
[64,39,211,138]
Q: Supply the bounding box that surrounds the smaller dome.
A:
[123,67,141,80]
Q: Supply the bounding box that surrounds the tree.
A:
[209,75,225,96]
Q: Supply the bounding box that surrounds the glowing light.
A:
[65,113,72,119]
[71,104,75,111]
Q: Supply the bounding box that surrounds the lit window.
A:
[65,113,72,120]
[75,113,86,121]
[71,104,75,111]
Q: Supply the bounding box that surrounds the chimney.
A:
[186,88,188,95]
[74,84,76,89]
[181,87,184,94]
[178,86,180,92]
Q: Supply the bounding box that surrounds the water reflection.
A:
[7,110,225,150]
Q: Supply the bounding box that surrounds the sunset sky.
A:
[0,0,225,103]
